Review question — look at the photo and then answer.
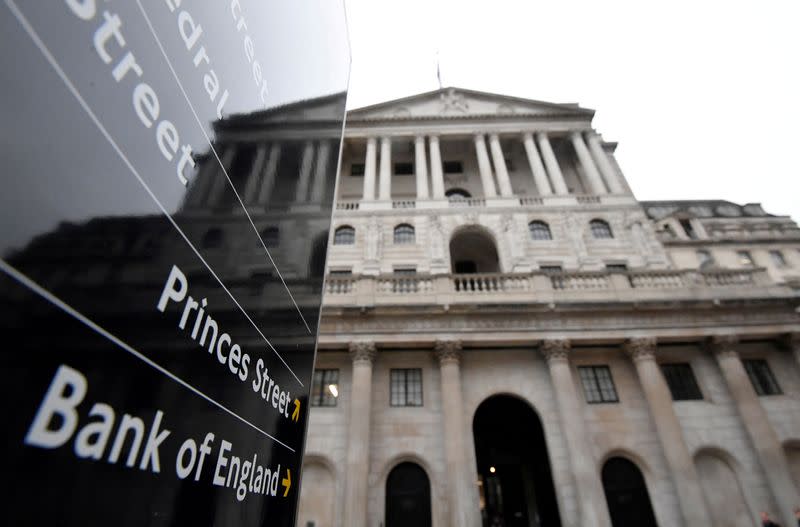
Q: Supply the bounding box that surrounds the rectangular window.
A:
[394,162,413,175]
[769,250,788,268]
[578,366,619,403]
[443,161,463,174]
[605,263,628,272]
[679,219,698,239]
[350,163,365,176]
[660,363,703,400]
[390,368,423,406]
[743,359,782,396]
[737,250,755,267]
[310,369,340,407]
[540,265,563,273]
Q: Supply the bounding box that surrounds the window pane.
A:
[390,368,423,406]
[590,220,613,239]
[579,366,618,403]
[528,221,552,241]
[660,363,702,401]
[594,367,619,402]
[311,369,339,407]
[393,224,415,244]
[334,226,355,245]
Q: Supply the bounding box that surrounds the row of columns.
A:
[185,140,331,209]
[341,335,800,527]
[358,131,625,202]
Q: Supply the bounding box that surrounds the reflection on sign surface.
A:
[0,1,348,525]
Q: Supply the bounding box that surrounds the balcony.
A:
[323,268,795,308]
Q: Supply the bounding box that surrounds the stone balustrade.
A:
[323,267,794,307]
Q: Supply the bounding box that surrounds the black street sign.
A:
[0,2,349,525]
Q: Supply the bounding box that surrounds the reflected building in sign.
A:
[300,88,800,527]
[1,93,346,526]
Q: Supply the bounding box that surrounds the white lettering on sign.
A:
[63,0,197,186]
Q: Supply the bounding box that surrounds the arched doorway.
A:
[450,227,500,274]
[473,395,561,527]
[695,450,751,526]
[385,462,432,527]
[296,459,335,527]
[601,457,658,527]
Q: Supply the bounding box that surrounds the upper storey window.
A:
[697,250,715,269]
[737,250,754,267]
[769,250,788,268]
[528,221,552,241]
[590,219,613,239]
[394,162,413,175]
[679,219,698,239]
[350,163,365,177]
[393,224,415,244]
[260,226,280,248]
[333,226,355,245]
[443,161,463,174]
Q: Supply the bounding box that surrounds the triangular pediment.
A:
[223,92,348,128]
[347,87,593,121]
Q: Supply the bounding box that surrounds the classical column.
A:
[362,137,377,201]
[541,340,611,527]
[435,340,478,527]
[342,341,376,527]
[570,131,606,195]
[536,132,569,195]
[414,135,429,199]
[378,136,392,201]
[488,133,513,197]
[522,132,552,196]
[242,144,267,204]
[256,143,281,206]
[625,338,712,527]
[294,141,315,203]
[710,335,798,526]
[429,135,445,199]
[310,140,331,203]
[586,132,625,194]
[205,146,237,206]
[787,333,800,371]
[473,133,497,198]
[185,151,219,208]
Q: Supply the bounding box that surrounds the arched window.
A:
[333,225,355,245]
[528,220,552,241]
[202,228,224,248]
[446,188,471,200]
[260,226,280,248]
[590,219,613,239]
[393,224,415,244]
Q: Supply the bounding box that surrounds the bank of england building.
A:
[298,88,800,527]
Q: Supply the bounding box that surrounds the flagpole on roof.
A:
[436,49,442,89]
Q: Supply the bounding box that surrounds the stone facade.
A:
[298,88,800,527]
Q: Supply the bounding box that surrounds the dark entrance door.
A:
[602,457,658,527]
[473,395,562,527]
[385,462,432,527]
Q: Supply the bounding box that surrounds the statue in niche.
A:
[365,216,382,262]
[429,215,445,262]
[440,88,469,113]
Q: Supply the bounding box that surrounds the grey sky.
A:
[343,0,800,221]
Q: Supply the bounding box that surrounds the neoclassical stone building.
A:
[297,88,800,527]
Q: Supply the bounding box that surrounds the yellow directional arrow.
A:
[282,468,291,497]
[292,399,300,422]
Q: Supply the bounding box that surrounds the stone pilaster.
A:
[709,335,797,526]
[414,135,429,199]
[435,340,479,527]
[343,341,376,527]
[362,137,377,201]
[522,132,552,196]
[378,136,392,201]
[488,133,513,197]
[473,133,497,198]
[541,339,611,527]
[625,337,712,527]
[536,132,568,195]
[429,135,445,199]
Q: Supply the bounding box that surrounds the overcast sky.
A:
[343,0,800,220]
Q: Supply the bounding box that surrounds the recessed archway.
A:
[385,462,432,527]
[601,456,658,527]
[694,448,752,527]
[473,394,561,527]
[449,226,500,274]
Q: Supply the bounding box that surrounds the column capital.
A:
[349,341,376,364]
[625,337,658,362]
[707,334,740,358]
[541,339,571,363]
[414,134,426,142]
[435,339,462,365]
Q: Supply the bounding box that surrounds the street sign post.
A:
[0,2,349,525]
